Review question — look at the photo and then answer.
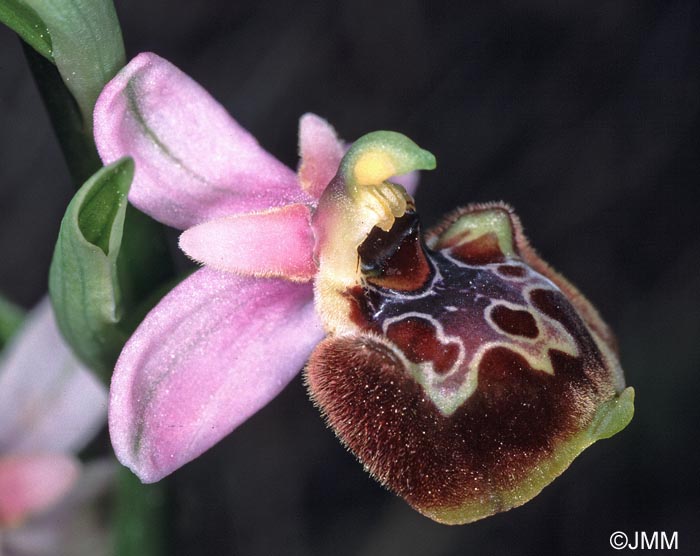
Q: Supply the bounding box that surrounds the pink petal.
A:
[0,455,79,527]
[109,268,324,483]
[94,52,310,230]
[0,299,107,454]
[296,113,421,199]
[391,169,420,196]
[297,113,345,200]
[179,204,316,281]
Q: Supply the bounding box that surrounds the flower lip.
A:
[306,201,633,524]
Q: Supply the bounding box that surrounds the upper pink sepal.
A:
[297,113,345,200]
[94,52,309,230]
[179,204,316,281]
[0,455,79,527]
[109,268,324,483]
[0,298,107,454]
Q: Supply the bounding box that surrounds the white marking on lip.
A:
[381,312,470,415]
[363,256,443,301]
[377,283,581,417]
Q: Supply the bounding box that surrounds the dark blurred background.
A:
[1,1,699,555]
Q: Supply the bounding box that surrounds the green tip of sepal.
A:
[340,130,436,188]
[588,387,635,441]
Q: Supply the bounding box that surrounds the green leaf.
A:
[17,0,126,131]
[49,158,132,377]
[13,0,125,185]
[49,158,174,380]
[0,0,53,61]
[0,294,25,351]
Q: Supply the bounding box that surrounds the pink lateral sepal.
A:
[94,52,310,230]
[109,268,324,483]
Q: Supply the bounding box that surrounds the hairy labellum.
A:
[306,132,633,525]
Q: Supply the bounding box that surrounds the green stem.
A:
[0,293,25,351]
[114,468,171,556]
[21,40,102,186]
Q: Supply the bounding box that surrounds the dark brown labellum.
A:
[306,202,631,524]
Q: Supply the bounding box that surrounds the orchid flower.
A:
[0,299,113,555]
[95,52,633,524]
